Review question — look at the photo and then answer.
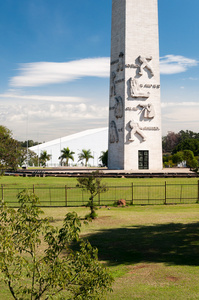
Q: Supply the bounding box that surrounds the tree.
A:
[78,149,94,167]
[183,150,198,169]
[19,148,39,167]
[172,151,184,165]
[99,150,108,167]
[59,147,75,166]
[77,171,108,219]
[0,190,113,300]
[0,125,21,171]
[39,150,51,167]
[172,139,199,156]
[162,131,181,153]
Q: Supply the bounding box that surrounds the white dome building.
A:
[29,127,108,167]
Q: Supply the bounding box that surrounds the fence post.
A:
[131,183,134,205]
[1,185,3,201]
[33,184,35,194]
[164,181,167,205]
[198,180,199,203]
[65,185,67,207]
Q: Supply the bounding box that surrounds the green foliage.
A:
[59,147,75,166]
[77,171,108,219]
[99,150,108,167]
[78,149,93,167]
[39,150,51,167]
[0,190,113,299]
[19,149,39,167]
[19,140,41,148]
[172,138,199,156]
[172,151,184,164]
[0,125,21,171]
[164,150,198,171]
[162,130,199,155]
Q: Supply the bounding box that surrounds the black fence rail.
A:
[1,182,199,207]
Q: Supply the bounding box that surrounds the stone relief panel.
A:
[138,103,155,119]
[138,56,154,77]
[128,120,146,142]
[110,120,119,143]
[129,77,150,98]
[114,96,123,119]
[117,52,124,72]
[110,72,116,97]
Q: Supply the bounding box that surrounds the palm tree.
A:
[39,150,51,167]
[99,150,108,167]
[78,149,94,167]
[59,147,75,166]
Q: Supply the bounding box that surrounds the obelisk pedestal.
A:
[108,0,162,170]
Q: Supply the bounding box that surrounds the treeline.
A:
[162,130,199,169]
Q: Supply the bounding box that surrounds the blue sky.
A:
[0,0,199,142]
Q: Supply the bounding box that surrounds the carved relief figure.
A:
[110,121,119,143]
[129,120,146,142]
[138,56,154,76]
[139,103,155,119]
[117,52,124,72]
[114,96,123,119]
[110,72,116,96]
[129,77,150,98]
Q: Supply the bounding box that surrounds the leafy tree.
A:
[172,151,184,165]
[178,130,199,141]
[19,140,42,148]
[162,131,180,153]
[183,150,198,169]
[19,148,39,167]
[0,190,113,300]
[77,171,108,219]
[99,150,108,167]
[39,150,51,167]
[59,147,75,166]
[0,125,21,171]
[172,139,199,156]
[78,149,94,167]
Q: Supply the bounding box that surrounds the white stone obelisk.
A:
[108,0,162,170]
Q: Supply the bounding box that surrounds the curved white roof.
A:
[29,127,108,167]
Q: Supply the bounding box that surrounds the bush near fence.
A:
[1,181,199,207]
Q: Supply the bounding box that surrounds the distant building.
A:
[29,127,108,167]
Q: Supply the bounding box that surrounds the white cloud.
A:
[9,55,198,89]
[161,102,199,135]
[160,55,198,74]
[10,57,110,87]
[0,93,86,103]
[161,101,199,108]
[0,102,108,123]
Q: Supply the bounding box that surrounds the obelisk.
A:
[108,0,162,170]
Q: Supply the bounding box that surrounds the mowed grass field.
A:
[1,175,199,187]
[0,175,199,299]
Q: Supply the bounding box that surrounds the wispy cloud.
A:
[10,57,110,87]
[160,55,198,74]
[0,93,86,103]
[9,55,198,88]
[161,101,199,108]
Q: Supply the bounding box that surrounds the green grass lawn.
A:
[1,175,199,187]
[1,204,199,299]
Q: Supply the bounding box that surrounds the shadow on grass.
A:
[85,222,199,267]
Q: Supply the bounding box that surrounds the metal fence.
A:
[1,181,199,207]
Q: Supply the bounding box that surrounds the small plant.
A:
[77,171,108,219]
[0,190,113,299]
